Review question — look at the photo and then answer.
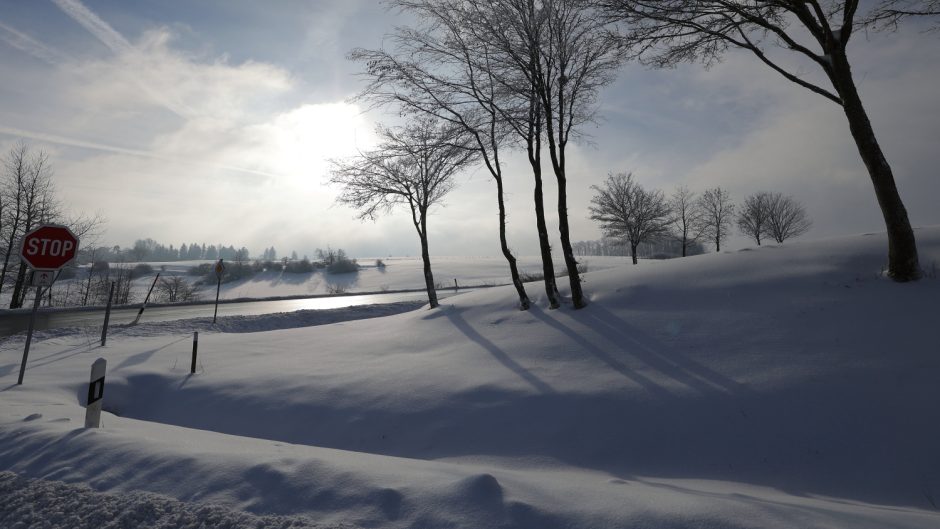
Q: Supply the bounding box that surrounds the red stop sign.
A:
[20,224,80,271]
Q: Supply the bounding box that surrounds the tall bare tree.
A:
[765,192,813,243]
[330,119,476,308]
[669,186,705,257]
[467,0,625,307]
[697,186,734,253]
[599,0,922,281]
[443,0,564,308]
[737,191,773,246]
[589,172,672,264]
[4,146,60,308]
[351,3,533,309]
[1,142,33,296]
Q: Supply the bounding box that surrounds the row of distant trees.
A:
[572,237,705,259]
[589,174,811,264]
[83,240,252,264]
[331,0,931,313]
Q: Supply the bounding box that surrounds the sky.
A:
[1,0,939,259]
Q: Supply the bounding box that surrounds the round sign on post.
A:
[20,224,80,271]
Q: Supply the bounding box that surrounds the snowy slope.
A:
[1,228,939,528]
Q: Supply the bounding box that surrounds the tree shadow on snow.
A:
[583,304,752,397]
[444,309,555,395]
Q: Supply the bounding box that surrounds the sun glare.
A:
[259,102,374,191]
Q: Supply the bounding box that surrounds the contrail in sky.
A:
[0,20,67,64]
[50,0,195,118]
[50,0,134,55]
[0,125,285,180]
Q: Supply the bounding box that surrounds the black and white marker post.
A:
[212,259,224,324]
[132,273,160,325]
[100,281,115,347]
[191,331,198,374]
[84,358,107,428]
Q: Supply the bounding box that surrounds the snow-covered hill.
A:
[2,228,939,528]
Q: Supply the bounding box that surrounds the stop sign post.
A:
[17,224,80,385]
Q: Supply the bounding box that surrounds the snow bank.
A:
[0,471,333,529]
[1,228,939,528]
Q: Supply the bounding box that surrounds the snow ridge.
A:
[0,471,348,529]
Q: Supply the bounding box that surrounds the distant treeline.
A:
[572,237,705,259]
[79,239,258,264]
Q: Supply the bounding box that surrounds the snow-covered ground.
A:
[55,255,628,305]
[1,229,939,528]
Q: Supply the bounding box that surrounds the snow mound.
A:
[0,471,342,529]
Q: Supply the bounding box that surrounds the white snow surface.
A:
[86,256,626,304]
[0,471,336,528]
[2,228,940,529]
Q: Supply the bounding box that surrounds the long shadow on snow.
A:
[98,358,940,510]
[444,309,555,394]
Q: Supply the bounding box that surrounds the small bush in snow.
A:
[327,256,359,274]
[132,263,154,278]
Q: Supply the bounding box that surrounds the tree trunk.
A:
[496,176,530,310]
[527,95,559,308]
[829,50,920,281]
[715,236,721,253]
[0,242,17,295]
[9,263,27,309]
[531,163,559,309]
[418,211,438,309]
[533,175,560,308]
[631,244,638,265]
[554,169,586,308]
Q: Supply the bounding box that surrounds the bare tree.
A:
[5,147,60,308]
[155,276,199,303]
[351,3,533,310]
[765,192,813,243]
[697,187,734,253]
[669,186,705,257]
[599,0,922,281]
[1,142,33,297]
[863,0,940,30]
[589,172,672,264]
[737,192,773,246]
[331,119,476,308]
[459,0,624,307]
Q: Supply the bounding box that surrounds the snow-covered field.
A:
[73,256,628,304]
[1,229,939,528]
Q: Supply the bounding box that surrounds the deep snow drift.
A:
[1,228,939,528]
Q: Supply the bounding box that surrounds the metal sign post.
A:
[17,285,44,385]
[212,259,224,324]
[84,358,107,428]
